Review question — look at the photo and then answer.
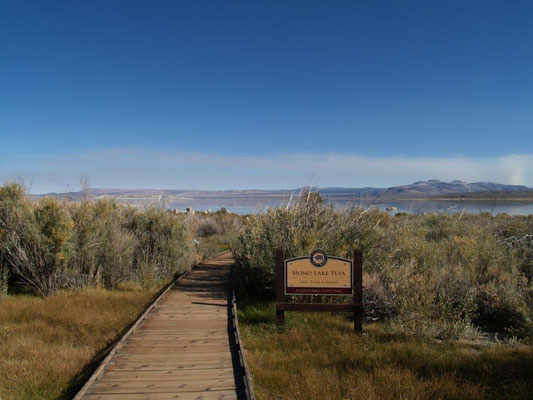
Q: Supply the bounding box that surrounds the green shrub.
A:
[0,193,73,296]
[125,207,196,281]
[90,200,137,288]
[0,183,197,295]
[233,190,386,300]
[68,201,103,285]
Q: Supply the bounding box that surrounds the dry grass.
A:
[0,285,160,400]
[239,303,533,400]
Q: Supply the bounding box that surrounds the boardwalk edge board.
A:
[231,289,256,400]
[73,250,232,400]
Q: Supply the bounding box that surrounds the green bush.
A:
[0,183,197,295]
[125,207,196,281]
[233,190,387,300]
[0,192,73,296]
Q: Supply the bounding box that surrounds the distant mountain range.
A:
[341,180,533,199]
[36,180,533,200]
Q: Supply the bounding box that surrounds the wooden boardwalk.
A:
[76,252,252,400]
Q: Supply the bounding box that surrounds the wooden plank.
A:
[113,352,234,362]
[120,344,232,353]
[125,338,231,346]
[83,390,243,400]
[88,378,242,394]
[156,300,228,304]
[141,321,227,327]
[139,324,228,331]
[162,297,228,301]
[134,329,230,335]
[155,299,228,308]
[117,353,234,361]
[107,360,233,371]
[99,368,235,381]
[139,317,227,323]
[142,318,227,324]
[128,333,229,340]
[146,319,226,323]
[150,308,226,313]
[136,325,229,332]
[162,293,227,298]
[155,307,226,310]
[148,309,226,314]
[123,339,229,346]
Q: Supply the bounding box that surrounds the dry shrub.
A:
[197,219,221,237]
[190,209,243,238]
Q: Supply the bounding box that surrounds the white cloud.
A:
[1,148,533,193]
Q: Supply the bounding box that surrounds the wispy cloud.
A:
[1,148,532,193]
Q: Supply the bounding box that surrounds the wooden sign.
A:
[276,248,363,333]
[285,250,353,295]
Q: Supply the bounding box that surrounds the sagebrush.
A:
[233,190,533,340]
[0,183,196,295]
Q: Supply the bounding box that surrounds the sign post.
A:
[275,248,285,325]
[353,249,363,333]
[275,248,363,333]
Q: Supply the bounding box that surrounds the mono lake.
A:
[116,197,533,216]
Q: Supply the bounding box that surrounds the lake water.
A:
[117,197,533,216]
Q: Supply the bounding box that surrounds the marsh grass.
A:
[239,303,533,400]
[0,285,160,400]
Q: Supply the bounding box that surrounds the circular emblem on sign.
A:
[310,249,328,267]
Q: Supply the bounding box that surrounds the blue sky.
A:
[1,1,532,193]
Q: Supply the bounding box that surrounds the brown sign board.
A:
[285,251,353,295]
[276,248,363,333]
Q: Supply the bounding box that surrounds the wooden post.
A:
[275,248,285,325]
[353,249,363,333]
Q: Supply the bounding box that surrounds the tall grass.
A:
[239,306,533,400]
[0,287,158,400]
[233,190,533,340]
[0,183,197,295]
